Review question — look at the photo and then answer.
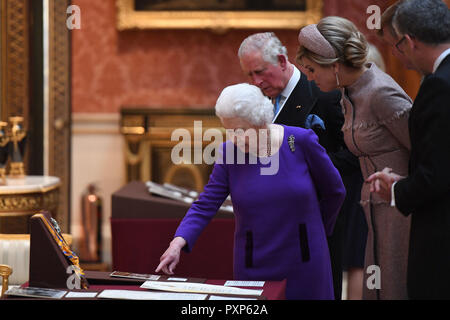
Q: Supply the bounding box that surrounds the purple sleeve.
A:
[300,129,346,236]
[174,147,230,252]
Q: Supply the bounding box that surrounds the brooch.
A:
[51,217,61,234]
[288,135,295,152]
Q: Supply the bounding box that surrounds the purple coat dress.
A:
[175,125,346,299]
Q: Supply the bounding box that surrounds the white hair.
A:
[238,32,288,65]
[215,83,274,126]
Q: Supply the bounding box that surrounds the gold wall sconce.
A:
[0,116,27,184]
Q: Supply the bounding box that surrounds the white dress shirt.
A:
[432,47,450,74]
[272,66,301,122]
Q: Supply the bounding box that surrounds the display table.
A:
[85,271,285,300]
[85,279,286,300]
[5,213,286,302]
[4,270,286,300]
[0,176,60,234]
[111,181,235,279]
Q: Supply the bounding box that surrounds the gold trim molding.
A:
[121,108,224,190]
[164,164,204,191]
[0,188,59,213]
[116,0,322,31]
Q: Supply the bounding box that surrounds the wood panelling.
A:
[1,0,30,121]
[48,0,72,232]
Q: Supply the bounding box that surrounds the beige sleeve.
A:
[372,85,413,151]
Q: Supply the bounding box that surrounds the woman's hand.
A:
[155,237,187,275]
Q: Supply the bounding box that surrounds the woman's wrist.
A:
[171,236,187,249]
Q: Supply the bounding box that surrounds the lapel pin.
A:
[296,105,303,109]
[288,135,295,152]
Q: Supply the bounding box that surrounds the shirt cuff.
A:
[390,181,398,207]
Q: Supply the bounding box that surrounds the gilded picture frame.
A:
[116,0,323,31]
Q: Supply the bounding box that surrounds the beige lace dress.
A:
[341,63,412,300]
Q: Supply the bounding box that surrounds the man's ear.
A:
[277,54,288,70]
[405,34,416,50]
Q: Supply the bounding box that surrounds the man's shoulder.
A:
[305,78,341,104]
[413,61,450,117]
[314,86,342,104]
[292,72,342,103]
[433,56,450,85]
[420,62,450,97]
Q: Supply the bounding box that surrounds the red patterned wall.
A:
[71,0,395,113]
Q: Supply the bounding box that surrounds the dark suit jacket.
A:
[274,71,360,175]
[394,55,450,299]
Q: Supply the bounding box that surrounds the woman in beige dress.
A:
[296,16,412,300]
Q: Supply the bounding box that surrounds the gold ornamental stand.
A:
[0,176,60,234]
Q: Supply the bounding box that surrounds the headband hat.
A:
[298,24,337,59]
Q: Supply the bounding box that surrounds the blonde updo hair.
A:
[297,16,369,69]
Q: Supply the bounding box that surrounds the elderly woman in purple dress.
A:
[155,83,346,300]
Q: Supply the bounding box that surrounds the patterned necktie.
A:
[273,95,282,117]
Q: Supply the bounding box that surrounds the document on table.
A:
[5,287,67,299]
[140,281,263,296]
[65,291,99,298]
[209,295,258,300]
[224,280,265,287]
[167,277,188,281]
[110,271,161,281]
[97,289,207,300]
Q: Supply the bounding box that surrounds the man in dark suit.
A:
[238,33,344,153]
[368,0,450,299]
[238,32,363,300]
